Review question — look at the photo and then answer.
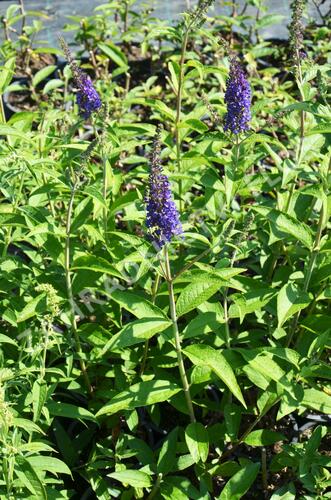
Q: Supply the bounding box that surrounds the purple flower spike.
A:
[74,70,102,119]
[59,36,101,119]
[145,129,182,250]
[224,57,251,135]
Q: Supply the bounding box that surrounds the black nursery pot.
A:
[2,79,29,120]
[129,56,152,80]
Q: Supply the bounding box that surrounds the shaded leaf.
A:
[185,422,209,463]
[218,462,260,500]
[108,469,151,488]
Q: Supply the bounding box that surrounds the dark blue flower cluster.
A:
[224,58,251,135]
[145,131,182,249]
[59,36,101,119]
[74,70,102,119]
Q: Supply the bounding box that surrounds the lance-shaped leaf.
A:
[96,380,181,417]
[176,278,224,317]
[99,317,171,354]
[184,344,246,408]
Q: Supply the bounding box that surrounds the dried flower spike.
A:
[59,36,102,119]
[145,127,182,249]
[224,57,251,135]
[289,0,306,63]
[188,0,215,29]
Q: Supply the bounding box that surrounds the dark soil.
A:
[15,52,57,78]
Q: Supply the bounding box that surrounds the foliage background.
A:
[0,0,330,498]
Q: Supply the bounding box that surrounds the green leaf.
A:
[18,442,55,453]
[302,388,331,414]
[15,457,47,499]
[32,65,57,87]
[179,119,209,133]
[83,186,107,208]
[47,402,97,422]
[71,255,122,279]
[145,98,176,121]
[96,380,180,417]
[100,317,171,352]
[305,425,325,455]
[52,420,78,468]
[157,427,178,475]
[277,283,312,327]
[270,482,296,500]
[183,312,222,339]
[17,294,47,323]
[224,403,242,441]
[0,57,16,93]
[244,429,286,446]
[185,422,209,463]
[253,207,313,249]
[32,379,48,422]
[107,470,151,488]
[218,462,260,500]
[25,456,72,476]
[13,418,45,435]
[256,14,285,29]
[168,61,179,92]
[229,288,275,322]
[306,123,331,135]
[241,352,289,388]
[110,289,167,319]
[43,78,64,94]
[0,125,32,142]
[0,333,17,346]
[98,42,128,68]
[176,279,223,317]
[184,344,246,408]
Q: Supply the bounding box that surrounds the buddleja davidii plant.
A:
[171,0,215,212]
[204,48,255,359]
[284,0,308,213]
[222,52,252,208]
[58,37,111,395]
[141,129,251,476]
[144,131,292,500]
[144,127,195,423]
[60,37,115,242]
[269,1,330,347]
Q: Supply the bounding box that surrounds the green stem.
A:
[288,47,305,208]
[175,29,189,213]
[0,92,6,124]
[65,183,92,394]
[286,202,325,347]
[2,170,25,257]
[102,147,108,243]
[223,248,238,400]
[41,322,49,379]
[221,397,281,461]
[164,245,195,423]
[42,172,56,218]
[225,134,240,210]
[223,291,231,348]
[268,48,305,278]
[140,273,160,375]
[19,0,26,35]
[261,447,268,490]
[123,0,129,32]
[38,114,56,218]
[147,473,162,500]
